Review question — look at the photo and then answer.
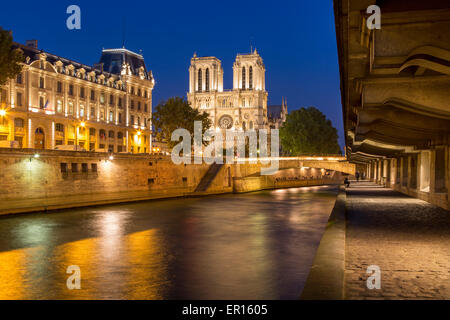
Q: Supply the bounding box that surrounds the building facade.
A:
[187,50,268,131]
[0,41,155,154]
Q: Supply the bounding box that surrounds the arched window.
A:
[108,130,115,138]
[205,68,210,92]
[249,66,253,90]
[117,132,123,139]
[242,67,246,90]
[198,68,202,92]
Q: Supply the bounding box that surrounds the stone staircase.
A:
[194,163,223,192]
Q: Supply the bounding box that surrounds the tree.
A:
[152,97,212,148]
[280,106,342,155]
[0,27,23,87]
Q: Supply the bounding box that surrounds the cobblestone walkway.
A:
[344,182,450,299]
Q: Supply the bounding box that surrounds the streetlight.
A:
[0,110,6,117]
[75,121,86,150]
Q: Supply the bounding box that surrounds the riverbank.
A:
[301,181,450,300]
[0,149,345,216]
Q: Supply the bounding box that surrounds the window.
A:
[100,109,105,120]
[118,113,122,124]
[137,117,141,126]
[16,73,23,84]
[197,69,202,92]
[205,68,209,92]
[108,130,115,138]
[144,103,148,112]
[242,67,246,90]
[130,115,135,125]
[55,123,64,132]
[109,111,114,122]
[118,97,122,108]
[68,84,74,96]
[57,81,62,93]
[144,90,148,98]
[16,92,22,107]
[14,118,24,127]
[138,88,141,96]
[60,163,68,173]
[90,106,95,117]
[39,77,44,89]
[89,128,96,136]
[71,163,79,173]
[80,87,85,98]
[130,100,134,109]
[80,105,85,117]
[56,100,63,113]
[82,163,88,173]
[100,93,105,104]
[108,144,114,152]
[109,94,114,105]
[68,102,74,115]
[39,97,44,109]
[249,66,253,89]
[117,132,123,139]
[99,129,106,139]
[138,101,141,111]
[91,163,97,172]
[148,178,155,185]
[90,90,95,101]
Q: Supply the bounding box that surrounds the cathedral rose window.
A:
[218,115,233,129]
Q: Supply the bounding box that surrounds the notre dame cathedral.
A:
[187,49,271,131]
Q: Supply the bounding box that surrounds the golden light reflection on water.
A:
[0,247,36,299]
[125,229,167,299]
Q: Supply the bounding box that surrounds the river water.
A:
[0,185,338,299]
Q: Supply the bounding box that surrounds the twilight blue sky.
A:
[1,0,344,147]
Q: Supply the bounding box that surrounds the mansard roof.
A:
[12,42,153,89]
[99,48,151,79]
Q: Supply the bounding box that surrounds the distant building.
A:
[0,40,155,153]
[187,49,269,131]
[267,98,288,129]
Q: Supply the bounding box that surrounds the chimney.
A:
[25,40,38,49]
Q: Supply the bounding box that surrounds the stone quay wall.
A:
[0,149,342,215]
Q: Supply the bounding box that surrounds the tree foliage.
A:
[280,106,341,155]
[0,27,23,87]
[152,97,212,148]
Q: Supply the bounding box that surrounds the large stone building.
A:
[0,40,155,153]
[334,0,450,209]
[187,49,269,131]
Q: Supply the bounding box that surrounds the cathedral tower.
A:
[189,54,223,94]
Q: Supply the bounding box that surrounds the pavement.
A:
[344,181,450,299]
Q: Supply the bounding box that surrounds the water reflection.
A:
[0,185,338,299]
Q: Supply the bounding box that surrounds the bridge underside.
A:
[334,0,450,210]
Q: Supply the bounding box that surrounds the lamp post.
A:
[75,121,85,150]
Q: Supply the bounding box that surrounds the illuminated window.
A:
[56,100,63,113]
[68,101,74,115]
[80,105,85,117]
[109,111,114,122]
[100,93,105,104]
